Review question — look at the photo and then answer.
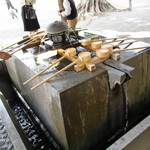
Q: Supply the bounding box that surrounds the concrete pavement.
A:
[77,0,150,44]
[0,0,150,49]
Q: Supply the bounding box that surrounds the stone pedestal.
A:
[5,36,150,150]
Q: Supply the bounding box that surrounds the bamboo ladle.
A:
[5,33,43,53]
[0,36,43,59]
[0,37,30,52]
[93,40,137,55]
[31,59,80,90]
[23,48,77,85]
[9,33,47,54]
[10,37,40,55]
[23,55,66,85]
[90,38,131,49]
[0,38,35,59]
[101,40,137,50]
[10,38,38,55]
[96,46,150,59]
[0,30,45,52]
[29,42,138,90]
[79,36,127,46]
[7,38,32,53]
[30,51,92,90]
[82,39,137,53]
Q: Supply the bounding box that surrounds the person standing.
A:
[58,0,78,30]
[20,0,40,35]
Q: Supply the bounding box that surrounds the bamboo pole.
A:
[103,38,131,44]
[114,40,137,47]
[23,54,66,85]
[79,36,127,44]
[31,59,80,90]
[0,30,45,52]
[96,46,150,59]
[6,38,32,53]
[98,37,125,41]
[0,37,30,52]
[10,38,39,55]
[113,46,150,53]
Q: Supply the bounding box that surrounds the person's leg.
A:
[67,17,78,30]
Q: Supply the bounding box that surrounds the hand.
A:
[59,9,63,13]
[0,52,12,60]
[58,12,62,16]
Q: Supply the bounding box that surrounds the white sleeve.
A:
[61,0,71,17]
[20,0,25,5]
[21,0,36,5]
[30,0,36,4]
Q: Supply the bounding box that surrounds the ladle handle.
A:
[99,37,124,41]
[31,59,80,90]
[0,37,30,52]
[5,38,31,53]
[10,38,39,55]
[114,40,137,47]
[79,36,126,43]
[104,38,131,44]
[23,54,66,85]
[1,31,44,52]
[113,46,150,53]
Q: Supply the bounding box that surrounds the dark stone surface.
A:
[4,38,150,150]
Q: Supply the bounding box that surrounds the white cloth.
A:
[61,0,71,17]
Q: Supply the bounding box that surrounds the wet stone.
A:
[0,118,14,150]
[0,140,5,147]
[3,134,8,139]
[0,127,6,135]
[0,124,4,130]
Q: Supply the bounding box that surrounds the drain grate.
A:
[11,101,60,150]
